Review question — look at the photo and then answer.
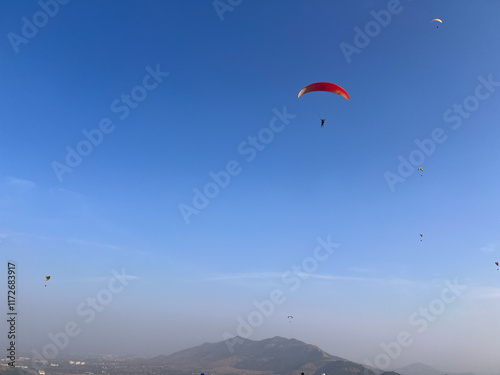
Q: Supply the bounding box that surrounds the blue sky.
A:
[1,0,500,373]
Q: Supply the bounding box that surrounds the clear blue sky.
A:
[1,1,500,374]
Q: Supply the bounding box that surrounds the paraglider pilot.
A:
[321,119,325,127]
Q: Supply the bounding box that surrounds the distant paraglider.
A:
[297,82,349,127]
[419,233,423,242]
[287,315,293,323]
[418,167,423,176]
[45,275,50,287]
[431,18,443,28]
[495,262,498,270]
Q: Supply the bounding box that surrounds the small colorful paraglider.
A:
[297,82,349,127]
[431,18,443,28]
[495,262,498,270]
[418,167,423,176]
[45,275,50,287]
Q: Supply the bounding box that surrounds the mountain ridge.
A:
[151,336,386,375]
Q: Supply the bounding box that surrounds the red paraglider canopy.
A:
[297,82,350,100]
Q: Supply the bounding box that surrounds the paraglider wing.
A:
[45,276,51,281]
[418,168,423,172]
[495,262,499,266]
[431,18,443,23]
[297,82,349,100]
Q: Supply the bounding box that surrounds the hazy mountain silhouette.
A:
[394,362,476,375]
[151,336,397,375]
[0,369,33,375]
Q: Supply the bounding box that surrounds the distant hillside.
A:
[394,363,476,375]
[0,368,34,375]
[151,336,394,375]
